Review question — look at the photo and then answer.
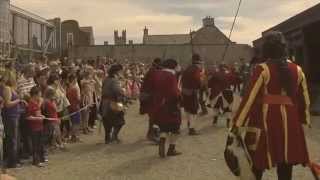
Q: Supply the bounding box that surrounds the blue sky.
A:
[11,0,320,45]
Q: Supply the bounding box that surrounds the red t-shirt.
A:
[27,99,43,132]
[43,100,59,124]
[67,86,80,112]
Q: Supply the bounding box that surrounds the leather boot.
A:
[112,126,122,144]
[105,134,112,144]
[159,137,166,158]
[167,144,182,156]
[213,116,218,125]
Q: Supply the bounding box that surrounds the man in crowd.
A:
[139,58,162,143]
[151,59,182,158]
[181,54,205,135]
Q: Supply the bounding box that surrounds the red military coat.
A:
[151,69,181,126]
[208,70,233,99]
[181,65,204,114]
[139,67,160,115]
[233,62,310,170]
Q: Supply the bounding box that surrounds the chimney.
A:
[202,16,215,27]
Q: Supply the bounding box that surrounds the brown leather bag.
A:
[110,101,124,112]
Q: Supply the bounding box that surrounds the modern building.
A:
[8,4,58,61]
[0,0,10,58]
[253,3,320,110]
[1,2,96,61]
[61,20,95,57]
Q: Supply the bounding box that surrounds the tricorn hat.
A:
[192,54,203,64]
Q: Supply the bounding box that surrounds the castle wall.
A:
[71,44,253,65]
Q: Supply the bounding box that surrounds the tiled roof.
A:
[144,34,190,45]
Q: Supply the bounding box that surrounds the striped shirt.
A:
[17,75,36,99]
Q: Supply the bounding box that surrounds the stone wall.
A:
[71,44,253,65]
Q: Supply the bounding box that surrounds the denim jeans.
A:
[31,131,45,164]
[2,116,20,167]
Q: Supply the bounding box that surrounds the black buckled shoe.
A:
[189,128,200,136]
[167,144,182,156]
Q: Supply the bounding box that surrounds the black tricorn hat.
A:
[192,54,203,64]
[108,64,123,76]
[162,59,178,70]
[152,58,162,67]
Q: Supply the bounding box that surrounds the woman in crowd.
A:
[0,71,25,168]
[101,64,126,144]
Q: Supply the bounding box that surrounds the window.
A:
[31,22,42,49]
[46,27,56,51]
[67,32,73,48]
[14,16,29,47]
[41,25,47,46]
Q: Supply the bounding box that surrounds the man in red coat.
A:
[232,31,310,180]
[151,59,182,158]
[181,54,205,135]
[208,64,234,127]
[139,58,162,143]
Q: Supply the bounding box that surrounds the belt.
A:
[262,95,293,105]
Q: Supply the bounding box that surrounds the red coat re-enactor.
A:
[181,65,204,114]
[139,67,160,115]
[233,62,310,170]
[151,69,181,126]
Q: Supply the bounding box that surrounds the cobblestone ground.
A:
[8,94,320,180]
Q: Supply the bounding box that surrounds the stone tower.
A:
[114,30,119,44]
[122,30,126,44]
[114,29,126,45]
[143,26,148,44]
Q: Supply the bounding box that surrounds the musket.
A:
[190,29,194,55]
[162,45,167,60]
[221,0,242,63]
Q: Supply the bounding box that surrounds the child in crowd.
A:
[80,70,94,134]
[26,86,45,167]
[43,88,64,150]
[66,74,81,142]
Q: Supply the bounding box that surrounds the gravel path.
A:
[8,96,320,180]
